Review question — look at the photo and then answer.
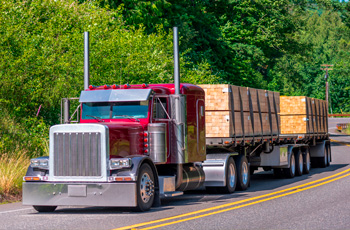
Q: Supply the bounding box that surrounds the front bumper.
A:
[22,182,137,207]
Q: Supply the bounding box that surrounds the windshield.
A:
[82,101,149,120]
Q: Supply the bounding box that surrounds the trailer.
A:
[22,28,331,212]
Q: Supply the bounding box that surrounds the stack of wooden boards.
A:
[199,84,280,138]
[279,96,328,134]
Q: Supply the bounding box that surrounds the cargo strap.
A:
[238,89,245,143]
[229,85,236,144]
[248,88,255,142]
[257,92,264,141]
[266,91,273,141]
[272,93,280,139]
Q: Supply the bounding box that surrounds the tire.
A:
[284,153,296,178]
[134,163,155,212]
[33,206,57,212]
[327,145,331,166]
[319,147,328,168]
[303,149,311,174]
[236,155,250,191]
[218,157,237,194]
[295,149,303,176]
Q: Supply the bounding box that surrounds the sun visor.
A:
[79,89,153,103]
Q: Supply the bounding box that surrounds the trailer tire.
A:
[295,150,303,176]
[327,145,331,166]
[134,163,155,212]
[319,147,328,168]
[236,155,250,191]
[33,206,57,212]
[218,157,237,194]
[303,149,311,174]
[284,153,296,178]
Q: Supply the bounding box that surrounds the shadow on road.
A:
[32,163,349,215]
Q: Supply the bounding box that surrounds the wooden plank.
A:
[280,96,307,115]
[280,115,307,134]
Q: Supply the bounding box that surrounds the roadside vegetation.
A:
[1,0,350,202]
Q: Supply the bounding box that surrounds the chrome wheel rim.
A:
[229,163,236,188]
[299,153,303,173]
[242,162,248,185]
[140,172,154,203]
[291,154,295,175]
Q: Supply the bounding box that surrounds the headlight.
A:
[30,158,49,170]
[109,158,132,170]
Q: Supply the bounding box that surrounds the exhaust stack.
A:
[173,27,180,95]
[84,32,90,90]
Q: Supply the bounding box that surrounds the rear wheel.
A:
[134,163,155,212]
[327,145,331,166]
[33,206,57,212]
[303,149,311,174]
[236,155,250,191]
[218,157,237,193]
[319,147,328,168]
[284,153,296,178]
[295,150,303,176]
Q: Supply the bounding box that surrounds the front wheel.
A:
[33,206,57,212]
[134,163,155,212]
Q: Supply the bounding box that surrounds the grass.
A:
[0,150,29,203]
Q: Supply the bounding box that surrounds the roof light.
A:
[103,85,109,89]
[112,84,118,89]
[123,84,131,89]
[142,83,148,88]
[89,85,94,90]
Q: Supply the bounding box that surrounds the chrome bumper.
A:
[22,182,137,207]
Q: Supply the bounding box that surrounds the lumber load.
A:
[279,96,328,134]
[199,84,280,138]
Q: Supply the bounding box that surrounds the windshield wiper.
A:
[86,115,104,122]
[113,115,140,122]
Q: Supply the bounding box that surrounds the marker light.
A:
[142,83,148,88]
[89,85,94,89]
[103,85,109,89]
[123,84,131,89]
[112,84,118,89]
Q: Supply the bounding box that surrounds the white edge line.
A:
[0,208,33,214]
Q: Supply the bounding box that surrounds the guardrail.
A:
[328,114,350,117]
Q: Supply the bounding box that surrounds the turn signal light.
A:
[24,176,40,181]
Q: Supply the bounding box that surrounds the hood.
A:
[104,122,144,158]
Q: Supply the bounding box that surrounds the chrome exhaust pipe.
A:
[84,32,90,90]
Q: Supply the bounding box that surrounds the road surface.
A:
[0,118,349,229]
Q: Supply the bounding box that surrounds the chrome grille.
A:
[49,124,109,182]
[53,132,101,177]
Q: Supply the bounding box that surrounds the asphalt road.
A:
[0,118,350,230]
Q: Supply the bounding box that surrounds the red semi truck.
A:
[22,29,331,212]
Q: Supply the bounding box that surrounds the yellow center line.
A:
[114,168,350,230]
[331,139,350,147]
[141,172,350,230]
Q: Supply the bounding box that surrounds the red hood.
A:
[104,122,145,158]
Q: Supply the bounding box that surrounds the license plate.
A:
[68,185,87,197]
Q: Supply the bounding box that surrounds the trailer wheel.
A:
[295,150,303,176]
[303,149,311,174]
[284,153,295,178]
[218,157,237,193]
[327,145,331,166]
[319,147,328,168]
[236,155,250,191]
[135,163,155,212]
[33,206,57,212]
